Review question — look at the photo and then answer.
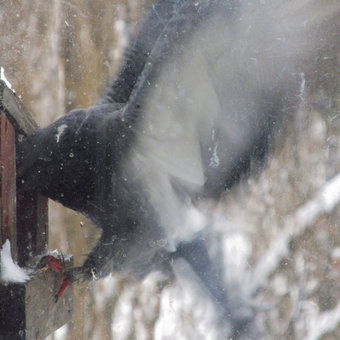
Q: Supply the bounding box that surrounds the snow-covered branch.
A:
[251,173,340,294]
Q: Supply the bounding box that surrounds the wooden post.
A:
[0,80,73,339]
[0,113,17,259]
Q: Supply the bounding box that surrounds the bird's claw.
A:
[40,254,71,302]
[67,265,98,282]
[39,253,99,302]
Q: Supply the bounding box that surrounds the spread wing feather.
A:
[114,0,339,243]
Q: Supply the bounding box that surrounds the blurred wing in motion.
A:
[116,0,339,245]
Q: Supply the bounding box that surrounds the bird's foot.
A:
[39,254,71,302]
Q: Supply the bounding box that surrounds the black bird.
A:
[16,0,340,334]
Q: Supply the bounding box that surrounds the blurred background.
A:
[0,1,340,339]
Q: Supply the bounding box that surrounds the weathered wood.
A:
[0,80,73,339]
[0,113,17,260]
[0,260,73,340]
[0,81,48,266]
[0,80,38,136]
[16,193,48,267]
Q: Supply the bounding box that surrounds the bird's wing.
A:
[116,0,339,244]
[101,0,188,104]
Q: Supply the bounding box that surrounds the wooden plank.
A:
[0,80,73,339]
[0,113,17,260]
[16,193,48,266]
[35,194,48,258]
[0,111,48,266]
[0,259,73,340]
[0,80,38,136]
[0,80,47,266]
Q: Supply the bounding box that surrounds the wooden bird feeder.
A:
[0,80,73,339]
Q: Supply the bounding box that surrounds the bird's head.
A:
[16,103,125,214]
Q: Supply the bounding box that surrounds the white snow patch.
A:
[223,232,252,284]
[154,270,220,340]
[54,324,68,339]
[113,19,128,61]
[111,285,136,340]
[46,324,68,340]
[306,302,340,340]
[94,274,117,311]
[0,240,30,283]
[271,274,288,296]
[296,172,340,227]
[331,247,340,260]
[0,66,15,92]
[251,172,340,294]
[44,249,72,262]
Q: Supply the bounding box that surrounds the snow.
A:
[155,263,220,340]
[0,240,30,283]
[0,66,15,92]
[94,274,117,311]
[306,302,340,340]
[45,324,68,340]
[250,172,340,295]
[45,249,73,262]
